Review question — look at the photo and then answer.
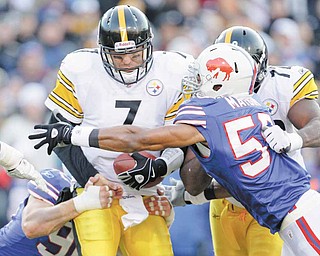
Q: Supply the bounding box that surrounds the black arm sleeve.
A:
[49,113,99,187]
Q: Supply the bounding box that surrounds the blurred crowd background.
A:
[0,0,320,255]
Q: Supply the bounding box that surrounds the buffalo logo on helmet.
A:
[206,58,234,81]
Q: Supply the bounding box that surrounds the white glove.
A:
[157,148,184,177]
[163,178,187,207]
[0,142,48,192]
[263,125,303,153]
[164,177,210,207]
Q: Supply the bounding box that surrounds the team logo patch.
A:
[263,99,278,116]
[146,79,163,96]
[206,58,234,81]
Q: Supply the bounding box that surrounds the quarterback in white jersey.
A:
[45,49,190,183]
[41,5,193,256]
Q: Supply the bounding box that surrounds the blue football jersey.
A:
[0,169,77,256]
[174,95,310,233]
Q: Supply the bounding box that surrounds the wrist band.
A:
[71,126,94,147]
[184,191,210,205]
[287,132,303,152]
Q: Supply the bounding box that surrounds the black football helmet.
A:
[98,5,153,85]
[215,26,268,92]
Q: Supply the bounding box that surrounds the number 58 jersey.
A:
[45,49,194,185]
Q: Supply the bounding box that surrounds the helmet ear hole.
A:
[213,84,222,91]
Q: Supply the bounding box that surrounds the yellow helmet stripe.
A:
[225,28,233,43]
[118,6,128,42]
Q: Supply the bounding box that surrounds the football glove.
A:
[117,152,165,190]
[164,177,211,207]
[0,142,48,192]
[163,178,187,207]
[28,111,73,155]
[263,125,303,153]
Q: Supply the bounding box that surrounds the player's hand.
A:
[143,194,175,227]
[163,177,187,207]
[144,195,172,217]
[263,125,303,153]
[29,111,73,155]
[86,173,123,199]
[73,185,114,212]
[9,159,48,193]
[117,152,161,190]
[0,142,48,192]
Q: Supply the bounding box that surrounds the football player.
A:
[30,43,320,256]
[208,26,320,256]
[0,168,170,255]
[163,26,320,256]
[0,168,121,255]
[29,5,191,256]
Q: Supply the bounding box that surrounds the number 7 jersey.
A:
[45,49,194,184]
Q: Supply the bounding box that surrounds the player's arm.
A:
[287,99,320,148]
[22,180,119,238]
[0,141,47,192]
[29,122,203,152]
[263,99,320,153]
[164,148,231,207]
[48,112,99,187]
[22,194,79,238]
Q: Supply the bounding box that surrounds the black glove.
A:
[28,111,73,155]
[118,152,166,190]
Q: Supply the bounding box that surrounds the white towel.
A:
[119,192,149,230]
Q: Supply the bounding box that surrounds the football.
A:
[113,151,164,188]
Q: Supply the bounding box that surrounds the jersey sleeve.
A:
[45,51,85,124]
[163,52,195,124]
[290,66,318,107]
[174,99,207,128]
[27,169,74,205]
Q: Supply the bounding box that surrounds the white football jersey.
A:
[257,65,318,167]
[45,48,194,187]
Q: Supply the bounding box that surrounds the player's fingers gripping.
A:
[263,125,290,153]
[99,186,114,208]
[144,196,172,217]
[163,185,174,200]
[157,187,165,196]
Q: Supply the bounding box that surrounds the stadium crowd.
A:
[0,0,320,255]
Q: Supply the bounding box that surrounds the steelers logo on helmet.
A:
[263,99,278,116]
[146,79,163,96]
